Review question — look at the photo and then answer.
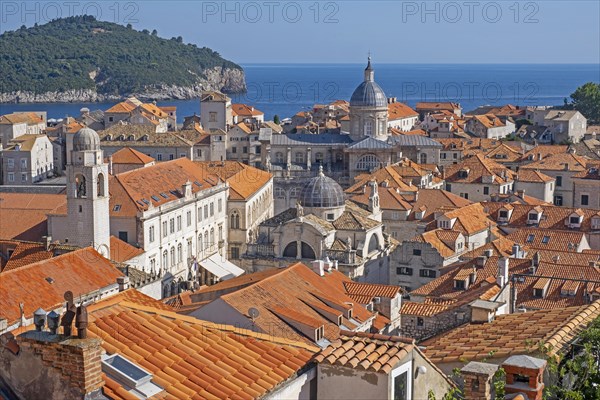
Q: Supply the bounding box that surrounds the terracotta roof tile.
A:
[110,147,155,165]
[388,102,418,120]
[194,161,272,201]
[0,193,67,241]
[0,248,123,326]
[422,301,600,363]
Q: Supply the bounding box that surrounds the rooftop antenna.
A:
[248,307,260,323]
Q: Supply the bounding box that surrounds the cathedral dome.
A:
[350,58,387,108]
[73,127,100,151]
[299,167,345,208]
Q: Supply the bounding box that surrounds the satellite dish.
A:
[248,307,260,321]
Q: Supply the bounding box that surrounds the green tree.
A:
[546,316,600,399]
[273,114,280,125]
[568,82,600,124]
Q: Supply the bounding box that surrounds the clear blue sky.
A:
[1,1,599,64]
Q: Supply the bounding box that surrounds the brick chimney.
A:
[503,355,547,400]
[0,330,104,399]
[460,361,498,399]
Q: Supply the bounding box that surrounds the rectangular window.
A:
[21,173,27,182]
[176,215,182,231]
[232,147,237,154]
[454,279,466,290]
[187,211,192,226]
[7,159,14,169]
[554,196,563,206]
[556,176,562,187]
[483,186,489,195]
[209,112,217,122]
[445,183,452,192]
[198,206,202,222]
[499,210,508,218]
[204,205,208,219]
[20,158,27,169]
[149,226,155,242]
[420,269,436,278]
[162,221,167,237]
[581,195,589,206]
[118,231,128,242]
[8,172,14,182]
[397,267,413,276]
[533,288,544,298]
[392,368,410,400]
[412,249,422,256]
[170,218,175,233]
[210,203,214,216]
[169,154,174,160]
[231,247,240,259]
[196,149,202,157]
[218,199,222,213]
[243,146,248,154]
[157,154,163,161]
[570,216,580,224]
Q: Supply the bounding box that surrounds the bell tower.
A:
[65,127,110,257]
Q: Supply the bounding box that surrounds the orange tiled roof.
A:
[110,147,155,165]
[0,112,44,125]
[351,186,412,211]
[109,236,144,263]
[232,103,264,117]
[109,158,222,217]
[105,101,137,114]
[1,241,53,271]
[87,293,317,400]
[314,331,414,373]
[194,263,378,345]
[515,169,555,183]
[343,281,401,300]
[416,102,461,111]
[506,228,586,252]
[422,301,600,363]
[445,154,515,184]
[0,248,124,326]
[388,102,418,120]
[0,193,67,241]
[194,161,272,201]
[520,153,589,172]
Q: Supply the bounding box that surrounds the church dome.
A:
[299,167,345,208]
[350,58,387,108]
[73,127,100,151]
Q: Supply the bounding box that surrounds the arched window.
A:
[364,120,373,136]
[295,152,305,163]
[301,242,316,259]
[75,174,86,198]
[368,234,380,253]
[177,243,183,264]
[289,187,300,199]
[275,187,286,199]
[283,242,297,258]
[275,152,284,163]
[210,228,215,248]
[162,250,168,269]
[97,173,105,197]
[204,231,208,250]
[198,234,203,252]
[356,154,383,171]
[150,258,156,273]
[230,211,240,229]
[420,153,427,164]
[170,247,176,267]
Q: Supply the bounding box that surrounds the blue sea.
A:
[1,64,598,121]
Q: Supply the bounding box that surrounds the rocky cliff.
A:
[0,67,246,103]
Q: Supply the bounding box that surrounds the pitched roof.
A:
[505,229,587,252]
[445,154,515,184]
[86,292,317,400]
[350,186,412,211]
[0,240,76,272]
[387,102,418,120]
[4,134,49,151]
[422,301,600,363]
[434,203,495,236]
[194,161,272,201]
[192,263,378,345]
[232,103,264,117]
[105,101,137,114]
[416,102,461,111]
[0,193,67,241]
[314,331,414,373]
[0,248,123,326]
[109,236,144,263]
[109,158,223,216]
[414,229,462,258]
[110,147,155,165]
[0,112,44,125]
[515,169,555,183]
[520,153,589,172]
